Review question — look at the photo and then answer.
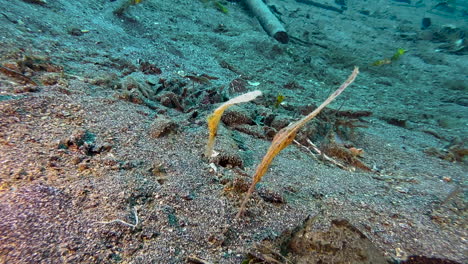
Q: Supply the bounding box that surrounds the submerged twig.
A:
[254,243,294,264]
[293,139,350,170]
[96,207,139,229]
[0,65,39,86]
[186,256,214,264]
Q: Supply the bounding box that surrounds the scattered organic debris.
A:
[19,55,63,73]
[321,141,372,172]
[294,139,349,170]
[157,91,185,111]
[183,73,219,84]
[247,216,388,264]
[439,185,464,207]
[283,81,304,90]
[219,60,249,77]
[0,65,38,86]
[431,25,467,54]
[149,116,178,138]
[58,130,111,156]
[424,137,467,162]
[0,55,63,87]
[430,183,466,229]
[139,61,162,75]
[334,109,372,119]
[228,78,248,94]
[334,117,369,139]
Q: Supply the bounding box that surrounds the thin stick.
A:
[186,256,214,264]
[304,139,349,170]
[0,65,39,86]
[96,207,139,229]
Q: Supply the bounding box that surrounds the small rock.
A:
[221,106,253,127]
[149,116,178,138]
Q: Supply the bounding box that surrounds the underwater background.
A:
[0,0,466,263]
